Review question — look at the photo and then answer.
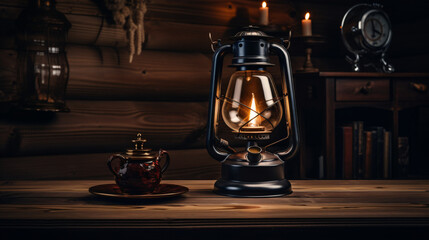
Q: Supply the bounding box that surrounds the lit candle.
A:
[259,1,269,26]
[302,12,312,36]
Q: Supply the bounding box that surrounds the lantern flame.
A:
[262,1,267,8]
[305,12,310,20]
[249,93,258,127]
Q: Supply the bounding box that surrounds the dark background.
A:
[0,0,428,180]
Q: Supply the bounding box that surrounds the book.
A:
[352,121,364,179]
[364,131,373,179]
[318,156,324,179]
[371,126,385,179]
[370,130,377,178]
[383,131,391,179]
[335,127,343,178]
[358,121,365,179]
[397,137,410,178]
[337,121,393,179]
[341,126,353,179]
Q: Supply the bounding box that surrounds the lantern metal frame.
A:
[207,26,300,197]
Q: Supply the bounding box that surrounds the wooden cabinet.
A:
[294,72,429,179]
[335,79,391,101]
[396,80,429,102]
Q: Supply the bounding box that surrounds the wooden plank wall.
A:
[0,0,297,180]
[0,0,427,180]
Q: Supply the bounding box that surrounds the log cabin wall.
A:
[0,0,427,180]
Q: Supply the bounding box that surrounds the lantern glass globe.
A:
[221,70,283,133]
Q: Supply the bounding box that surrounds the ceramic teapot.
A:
[108,133,170,194]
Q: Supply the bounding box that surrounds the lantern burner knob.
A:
[246,146,262,164]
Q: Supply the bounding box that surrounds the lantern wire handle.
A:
[280,30,292,50]
[209,32,221,52]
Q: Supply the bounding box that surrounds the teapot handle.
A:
[107,154,126,178]
[158,149,170,173]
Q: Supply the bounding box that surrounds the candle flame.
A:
[249,93,258,127]
[305,12,310,20]
[262,1,267,8]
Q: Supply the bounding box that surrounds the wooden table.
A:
[1,180,429,239]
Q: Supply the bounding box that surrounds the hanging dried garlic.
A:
[104,0,147,63]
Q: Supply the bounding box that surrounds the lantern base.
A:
[213,151,292,197]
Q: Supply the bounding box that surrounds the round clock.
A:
[341,3,394,72]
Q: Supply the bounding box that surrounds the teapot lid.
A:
[124,133,157,161]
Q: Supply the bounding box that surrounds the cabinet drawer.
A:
[396,80,429,102]
[336,79,390,101]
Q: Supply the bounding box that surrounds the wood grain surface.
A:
[0,149,220,180]
[0,46,212,101]
[0,0,295,25]
[0,100,208,156]
[0,0,295,51]
[0,180,428,223]
[1,13,230,52]
[1,180,428,239]
[66,45,211,100]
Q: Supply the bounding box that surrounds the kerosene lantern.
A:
[207,26,300,197]
[15,0,71,112]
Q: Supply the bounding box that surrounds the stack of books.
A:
[337,121,394,179]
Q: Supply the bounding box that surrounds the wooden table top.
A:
[1,179,429,229]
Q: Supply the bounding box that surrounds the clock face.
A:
[362,11,391,48]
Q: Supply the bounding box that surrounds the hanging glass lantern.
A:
[15,0,71,112]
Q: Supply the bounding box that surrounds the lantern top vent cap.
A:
[232,25,273,40]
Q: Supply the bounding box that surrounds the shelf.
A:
[294,72,429,179]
